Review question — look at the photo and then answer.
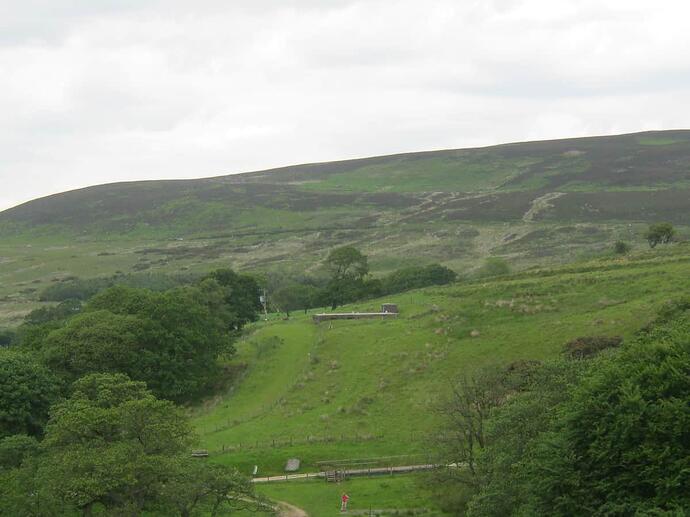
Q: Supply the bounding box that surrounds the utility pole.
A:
[260,289,268,321]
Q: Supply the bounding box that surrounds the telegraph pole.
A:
[260,289,268,321]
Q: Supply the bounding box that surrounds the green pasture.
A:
[256,474,445,517]
[193,246,690,477]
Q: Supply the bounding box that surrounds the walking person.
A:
[341,492,350,512]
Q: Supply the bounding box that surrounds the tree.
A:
[203,269,262,329]
[456,300,690,516]
[41,310,146,384]
[324,246,369,309]
[0,373,257,517]
[0,349,58,438]
[431,365,530,512]
[46,285,232,402]
[23,299,82,325]
[613,240,631,255]
[520,305,690,515]
[463,360,587,517]
[0,434,39,470]
[325,246,369,281]
[272,282,319,317]
[0,328,15,347]
[381,264,457,294]
[159,459,262,517]
[645,222,675,248]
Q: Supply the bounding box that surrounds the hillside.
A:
[1,130,689,326]
[193,245,690,475]
[190,244,690,515]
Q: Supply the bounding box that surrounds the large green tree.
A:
[203,269,262,330]
[0,373,256,517]
[0,349,58,438]
[518,303,690,515]
[43,285,231,402]
[324,246,370,310]
[448,300,690,516]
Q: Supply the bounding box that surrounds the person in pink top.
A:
[340,492,350,512]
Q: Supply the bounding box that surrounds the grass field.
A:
[191,244,690,485]
[257,474,443,516]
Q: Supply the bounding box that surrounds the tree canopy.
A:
[0,373,258,516]
[434,300,690,516]
[0,349,58,439]
[645,222,675,248]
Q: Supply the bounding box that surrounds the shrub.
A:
[644,222,675,248]
[613,241,631,255]
[381,264,457,294]
[564,336,623,359]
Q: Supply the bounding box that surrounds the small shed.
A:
[381,303,399,314]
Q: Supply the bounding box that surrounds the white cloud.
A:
[1,0,689,209]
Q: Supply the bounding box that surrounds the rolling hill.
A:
[1,129,689,326]
[197,244,690,515]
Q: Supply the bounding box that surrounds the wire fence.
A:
[208,432,386,455]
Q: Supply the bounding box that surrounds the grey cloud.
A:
[1,0,689,210]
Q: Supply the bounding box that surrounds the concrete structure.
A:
[312,311,398,323]
[381,303,398,313]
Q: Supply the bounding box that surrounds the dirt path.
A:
[522,191,564,222]
[277,501,309,517]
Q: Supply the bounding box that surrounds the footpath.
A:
[251,463,440,483]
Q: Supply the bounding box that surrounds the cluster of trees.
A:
[11,269,261,403]
[0,374,262,516]
[0,268,263,515]
[270,246,457,316]
[432,299,690,515]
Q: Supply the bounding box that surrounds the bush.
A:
[563,335,623,359]
[0,350,59,438]
[644,222,675,248]
[381,264,457,294]
[0,329,15,348]
[613,241,631,255]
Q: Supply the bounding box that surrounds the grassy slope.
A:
[192,245,690,482]
[2,130,689,326]
[257,475,442,517]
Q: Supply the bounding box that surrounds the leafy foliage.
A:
[203,268,262,329]
[324,246,371,310]
[23,299,82,325]
[645,222,675,248]
[438,301,690,516]
[563,335,623,359]
[61,285,232,402]
[0,349,58,438]
[0,373,258,516]
[381,263,456,294]
[613,240,631,254]
[39,272,197,302]
[0,434,39,470]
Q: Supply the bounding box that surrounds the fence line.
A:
[208,432,386,455]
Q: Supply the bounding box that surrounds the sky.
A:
[1,0,690,211]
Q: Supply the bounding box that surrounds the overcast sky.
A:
[1,0,689,210]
